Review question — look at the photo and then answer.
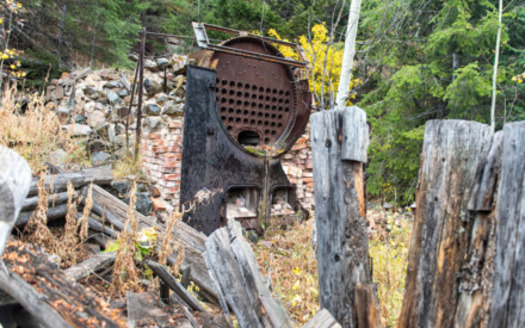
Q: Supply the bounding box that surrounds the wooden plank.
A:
[398,120,492,328]
[0,146,32,257]
[453,131,503,328]
[230,236,292,328]
[27,165,113,197]
[468,131,504,212]
[310,108,375,328]
[205,225,264,328]
[22,191,69,212]
[145,260,205,312]
[302,309,341,328]
[1,238,125,328]
[0,265,73,328]
[64,252,116,281]
[488,121,525,328]
[341,107,369,162]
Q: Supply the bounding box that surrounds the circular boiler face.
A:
[212,38,296,147]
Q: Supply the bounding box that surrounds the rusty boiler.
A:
[180,23,312,235]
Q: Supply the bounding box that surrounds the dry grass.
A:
[368,209,412,327]
[110,181,141,297]
[23,170,56,247]
[0,85,85,172]
[253,209,412,327]
[254,219,319,325]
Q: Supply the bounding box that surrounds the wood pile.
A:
[0,153,339,327]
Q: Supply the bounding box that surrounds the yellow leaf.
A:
[293,267,302,275]
[292,280,300,291]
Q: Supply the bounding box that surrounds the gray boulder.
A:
[107,92,122,105]
[145,103,161,116]
[156,57,169,70]
[92,151,112,166]
[144,59,158,72]
[162,101,184,116]
[144,79,162,95]
[64,124,92,137]
[135,192,153,215]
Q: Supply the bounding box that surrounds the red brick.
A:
[151,197,167,211]
[160,153,177,161]
[163,174,180,181]
[152,146,168,154]
[148,132,162,140]
[168,121,183,129]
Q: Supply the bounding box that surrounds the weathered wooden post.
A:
[311,106,380,328]
[487,121,525,328]
[397,120,525,328]
[397,120,493,328]
[0,146,32,259]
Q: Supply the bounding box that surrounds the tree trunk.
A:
[57,4,67,69]
[335,0,362,108]
[490,0,503,132]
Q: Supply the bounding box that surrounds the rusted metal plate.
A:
[212,37,297,146]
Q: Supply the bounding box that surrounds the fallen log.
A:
[205,219,292,328]
[21,191,69,212]
[27,165,113,197]
[16,203,69,227]
[1,238,125,328]
[89,185,218,303]
[146,259,204,312]
[64,252,116,281]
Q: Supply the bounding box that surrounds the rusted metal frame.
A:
[203,23,298,49]
[126,60,140,153]
[207,43,307,68]
[193,22,307,68]
[134,27,146,161]
[204,23,309,66]
[144,31,195,39]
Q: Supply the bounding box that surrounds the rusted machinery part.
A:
[201,36,311,157]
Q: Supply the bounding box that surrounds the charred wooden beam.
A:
[27,165,113,197]
[64,252,116,281]
[1,238,125,328]
[146,260,204,312]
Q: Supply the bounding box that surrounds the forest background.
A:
[5,0,525,204]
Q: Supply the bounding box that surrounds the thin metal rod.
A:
[144,31,195,39]
[126,60,140,153]
[134,28,146,162]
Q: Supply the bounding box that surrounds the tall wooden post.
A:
[311,107,379,328]
[398,120,493,328]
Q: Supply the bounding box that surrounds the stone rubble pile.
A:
[44,54,314,215]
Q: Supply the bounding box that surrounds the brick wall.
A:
[141,117,315,213]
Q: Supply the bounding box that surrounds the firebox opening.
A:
[238,130,260,146]
[223,187,259,230]
[271,188,295,215]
